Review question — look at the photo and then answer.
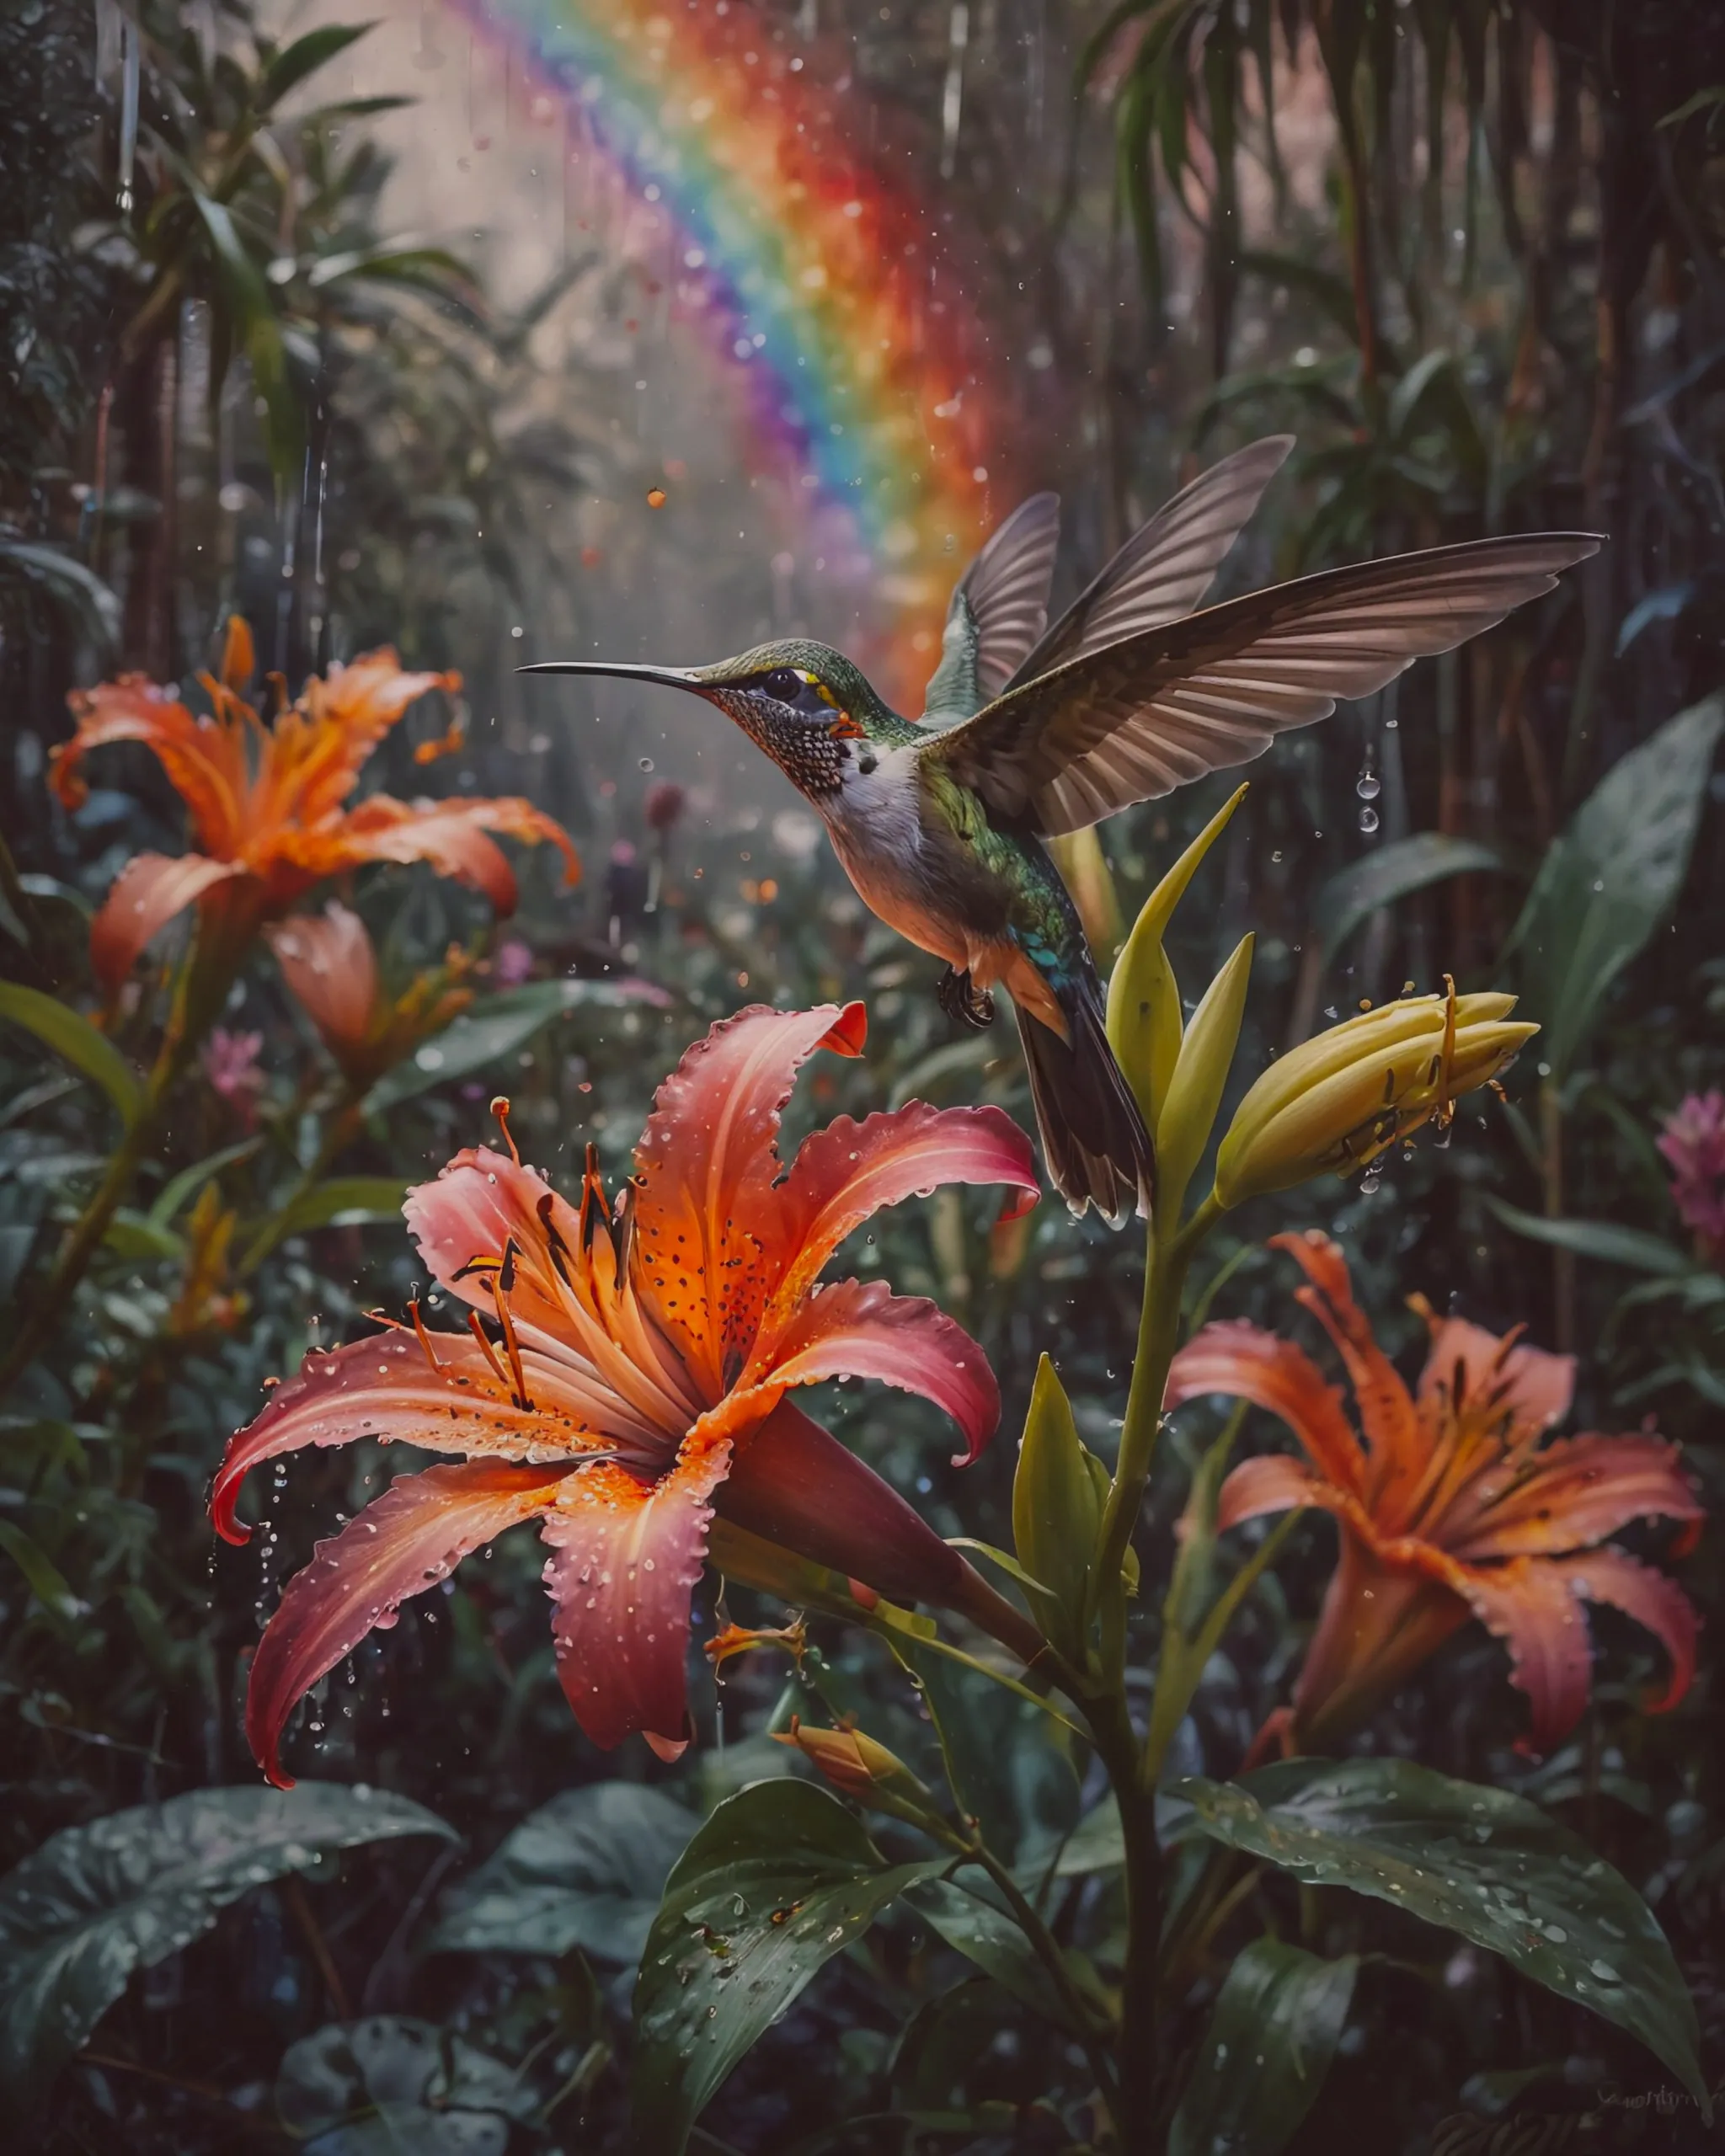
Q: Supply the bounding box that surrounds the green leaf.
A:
[1170,1940,1357,2156]
[0,1784,456,2115]
[0,984,142,1130]
[1156,932,1253,1220]
[363,979,656,1113]
[1178,1759,1706,2105]
[0,1521,84,1624]
[1316,833,1508,963]
[277,2015,535,2155]
[0,541,120,652]
[1504,694,1725,1078]
[101,1209,185,1261]
[247,1176,409,1267]
[1483,1198,1692,1277]
[429,1784,696,1967]
[629,1780,948,2155]
[901,1875,1076,2027]
[147,1138,261,1229]
[1010,1355,1100,1662]
[1107,784,1247,1131]
[259,22,375,111]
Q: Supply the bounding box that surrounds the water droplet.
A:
[1589,1959,1619,1983]
[1359,804,1380,834]
[1356,769,1381,801]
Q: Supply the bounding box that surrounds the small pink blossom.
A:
[1657,1091,1725,1251]
[201,1028,266,1125]
[493,937,536,986]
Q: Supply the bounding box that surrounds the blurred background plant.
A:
[1,0,1722,2151]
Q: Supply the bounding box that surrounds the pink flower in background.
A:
[1657,1091,1725,1255]
[493,937,536,985]
[200,1027,265,1125]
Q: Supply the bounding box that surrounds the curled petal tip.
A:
[821,1001,868,1057]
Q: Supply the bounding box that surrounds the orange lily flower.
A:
[211,1003,1044,1781]
[50,618,578,992]
[266,902,473,1090]
[1167,1231,1703,1758]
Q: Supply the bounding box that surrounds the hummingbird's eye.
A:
[761,668,804,704]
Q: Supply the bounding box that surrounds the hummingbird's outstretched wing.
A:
[921,491,1060,720]
[1003,436,1294,690]
[924,533,1599,836]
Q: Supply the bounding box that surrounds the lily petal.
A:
[1555,1545,1699,1716]
[765,1102,1040,1323]
[630,1002,867,1394]
[267,903,378,1059]
[1418,1315,1574,1439]
[90,852,248,990]
[290,652,461,823]
[52,680,245,851]
[211,1330,624,1545]
[1217,1452,1359,1534]
[1270,1232,1427,1524]
[541,1438,733,1756]
[1166,1320,1368,1497]
[247,1459,569,1786]
[756,1276,1001,1465]
[403,1146,697,1435]
[1441,1554,1593,1757]
[1445,1433,1704,1561]
[306,793,577,912]
[714,1398,969,1611]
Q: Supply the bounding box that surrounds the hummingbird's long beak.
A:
[517,660,712,697]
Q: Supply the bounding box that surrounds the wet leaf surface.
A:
[0,1784,455,2114]
[629,1780,947,2155]
[1178,1758,1704,2103]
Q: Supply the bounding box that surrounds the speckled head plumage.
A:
[518,637,919,800]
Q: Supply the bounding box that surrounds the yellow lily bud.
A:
[772,1717,947,1832]
[1215,983,1535,1207]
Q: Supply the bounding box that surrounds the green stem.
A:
[970,1842,1121,2133]
[1079,1189,1222,2145]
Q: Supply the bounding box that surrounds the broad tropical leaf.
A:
[1315,832,1507,963]
[1170,1940,1356,2156]
[1504,694,1725,1078]
[629,1781,947,2154]
[363,979,663,1112]
[430,1784,696,1967]
[0,1785,455,2113]
[276,2015,537,2156]
[0,984,142,1130]
[1178,1759,1704,2104]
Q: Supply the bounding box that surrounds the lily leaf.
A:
[246,1176,409,1267]
[1484,1198,1692,1277]
[1170,1939,1357,2156]
[1315,832,1507,963]
[364,978,665,1113]
[102,1209,185,1261]
[1504,693,1725,1080]
[0,984,142,1130]
[259,22,375,112]
[0,1521,84,1625]
[429,1784,697,1968]
[1178,1758,1706,2107]
[901,1875,1079,2029]
[629,1780,948,2155]
[0,1785,455,2115]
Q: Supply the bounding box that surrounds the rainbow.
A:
[444,0,1018,707]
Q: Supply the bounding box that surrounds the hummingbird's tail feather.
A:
[1014,985,1154,1229]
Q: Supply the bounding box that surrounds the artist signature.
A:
[1431,2085,1724,2154]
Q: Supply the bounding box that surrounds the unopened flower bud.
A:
[1215,983,1535,1207]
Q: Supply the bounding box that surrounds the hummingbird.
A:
[524,438,1597,1226]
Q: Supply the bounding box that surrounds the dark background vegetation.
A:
[3,1,1724,2149]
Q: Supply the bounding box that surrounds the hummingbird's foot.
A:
[937,965,996,1031]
